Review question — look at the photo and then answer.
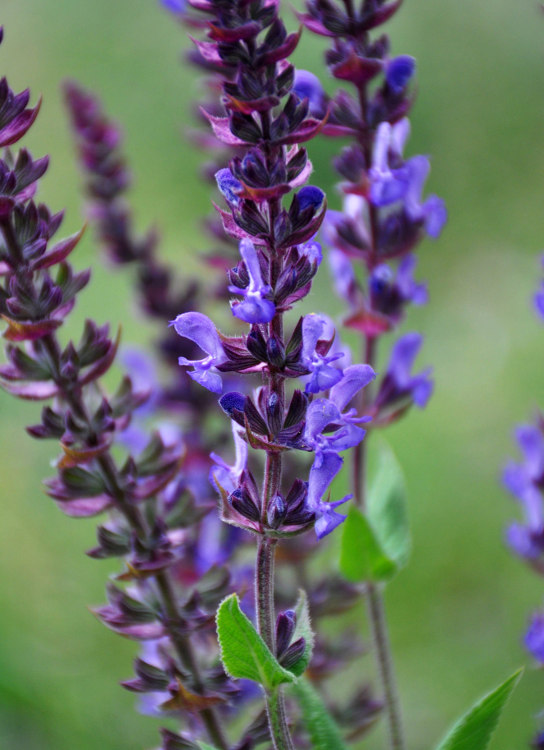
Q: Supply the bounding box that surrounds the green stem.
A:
[366,582,405,750]
[256,535,277,650]
[249,122,295,746]
[352,335,405,750]
[255,524,294,750]
[266,687,295,750]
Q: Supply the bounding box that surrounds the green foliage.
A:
[340,444,409,582]
[198,744,220,750]
[367,443,411,569]
[434,669,523,750]
[340,504,396,582]
[287,589,315,677]
[291,678,349,750]
[216,594,296,691]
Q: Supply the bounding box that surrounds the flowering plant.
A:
[0,2,536,749]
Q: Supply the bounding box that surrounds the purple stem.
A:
[253,175,294,748]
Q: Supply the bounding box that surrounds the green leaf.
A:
[198,744,221,750]
[434,669,523,750]
[339,504,396,582]
[367,443,410,569]
[286,589,315,677]
[216,593,296,691]
[291,677,349,750]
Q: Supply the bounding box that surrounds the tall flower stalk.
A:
[299,1,446,747]
[170,1,378,747]
[159,7,383,744]
[65,12,381,745]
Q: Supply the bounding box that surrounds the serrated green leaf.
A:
[340,504,396,582]
[368,443,410,569]
[291,677,349,750]
[287,589,315,677]
[216,594,296,691]
[434,669,523,750]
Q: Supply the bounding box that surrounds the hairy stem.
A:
[366,581,405,750]
[256,416,293,750]
[266,687,295,750]
[256,535,277,650]
[248,119,295,745]
[255,535,294,750]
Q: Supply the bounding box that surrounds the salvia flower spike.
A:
[170,1,377,747]
[301,0,447,747]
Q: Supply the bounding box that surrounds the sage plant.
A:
[1,3,529,749]
[66,14,381,746]
[169,1,382,747]
[0,27,253,750]
[503,259,544,748]
[63,80,213,413]
[297,1,446,747]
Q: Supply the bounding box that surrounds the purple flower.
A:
[503,425,544,559]
[330,364,376,412]
[215,168,243,209]
[321,195,372,259]
[535,256,544,321]
[301,314,345,393]
[304,365,375,457]
[136,638,171,717]
[210,422,248,495]
[297,185,325,213]
[404,156,447,238]
[195,513,243,574]
[328,248,358,303]
[376,333,433,411]
[369,122,447,239]
[395,255,428,305]
[170,312,227,393]
[229,239,276,324]
[299,238,323,266]
[306,452,351,539]
[525,612,544,663]
[115,348,164,453]
[503,426,544,506]
[505,523,544,560]
[385,56,416,93]
[121,347,161,412]
[160,0,186,14]
[369,119,412,207]
[293,70,327,118]
[369,255,428,317]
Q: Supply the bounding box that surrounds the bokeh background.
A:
[1,0,544,748]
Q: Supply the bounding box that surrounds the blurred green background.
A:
[1,0,544,748]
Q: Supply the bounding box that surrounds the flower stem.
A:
[353,335,406,750]
[256,535,277,650]
[255,535,294,750]
[366,582,405,750]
